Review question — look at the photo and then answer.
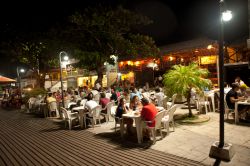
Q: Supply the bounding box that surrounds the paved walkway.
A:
[0,108,206,166]
[92,104,250,166]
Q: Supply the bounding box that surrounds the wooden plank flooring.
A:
[0,109,207,166]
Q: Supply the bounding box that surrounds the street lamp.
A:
[209,0,234,162]
[16,67,25,96]
[59,51,69,108]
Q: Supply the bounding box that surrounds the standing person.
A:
[95,82,101,91]
[143,82,150,92]
[47,92,56,103]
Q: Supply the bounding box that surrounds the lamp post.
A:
[16,67,25,96]
[59,51,69,108]
[209,0,234,162]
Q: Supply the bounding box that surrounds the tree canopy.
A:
[68,6,160,84]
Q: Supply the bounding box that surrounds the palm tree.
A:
[163,63,212,117]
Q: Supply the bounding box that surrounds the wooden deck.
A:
[0,109,207,166]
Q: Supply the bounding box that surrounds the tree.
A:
[7,33,63,88]
[163,63,212,117]
[69,6,160,86]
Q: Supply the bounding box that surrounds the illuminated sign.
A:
[200,56,217,64]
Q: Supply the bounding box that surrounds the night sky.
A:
[0,0,249,77]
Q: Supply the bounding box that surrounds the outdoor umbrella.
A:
[0,75,16,84]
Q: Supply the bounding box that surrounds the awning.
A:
[0,75,16,83]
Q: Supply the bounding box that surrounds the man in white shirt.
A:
[85,92,98,117]
[155,88,165,107]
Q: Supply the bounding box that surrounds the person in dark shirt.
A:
[110,88,118,104]
[226,83,248,119]
[115,98,133,134]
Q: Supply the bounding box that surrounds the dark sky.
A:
[0,0,249,77]
[1,0,248,43]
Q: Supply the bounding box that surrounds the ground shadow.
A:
[225,118,250,126]
[39,119,85,132]
[94,128,168,150]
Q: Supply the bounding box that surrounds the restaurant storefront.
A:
[118,38,243,87]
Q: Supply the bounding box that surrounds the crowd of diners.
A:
[0,87,22,108]
[3,75,249,141]
[42,82,166,139]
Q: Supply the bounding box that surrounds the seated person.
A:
[84,92,99,126]
[85,92,98,111]
[72,90,81,102]
[130,87,142,101]
[110,88,118,104]
[140,98,158,139]
[115,98,133,134]
[99,92,110,113]
[238,84,249,98]
[129,95,142,111]
[235,76,245,86]
[123,88,131,104]
[226,83,249,119]
[154,88,165,107]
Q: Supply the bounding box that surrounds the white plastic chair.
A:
[48,101,59,117]
[110,106,119,131]
[105,93,112,99]
[162,105,177,135]
[114,117,123,132]
[61,107,79,130]
[142,109,167,144]
[162,96,169,109]
[167,94,177,109]
[86,105,102,128]
[196,94,211,114]
[28,97,37,112]
[64,99,71,109]
[101,101,115,123]
[80,99,87,106]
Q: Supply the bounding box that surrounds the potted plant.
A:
[163,63,212,117]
